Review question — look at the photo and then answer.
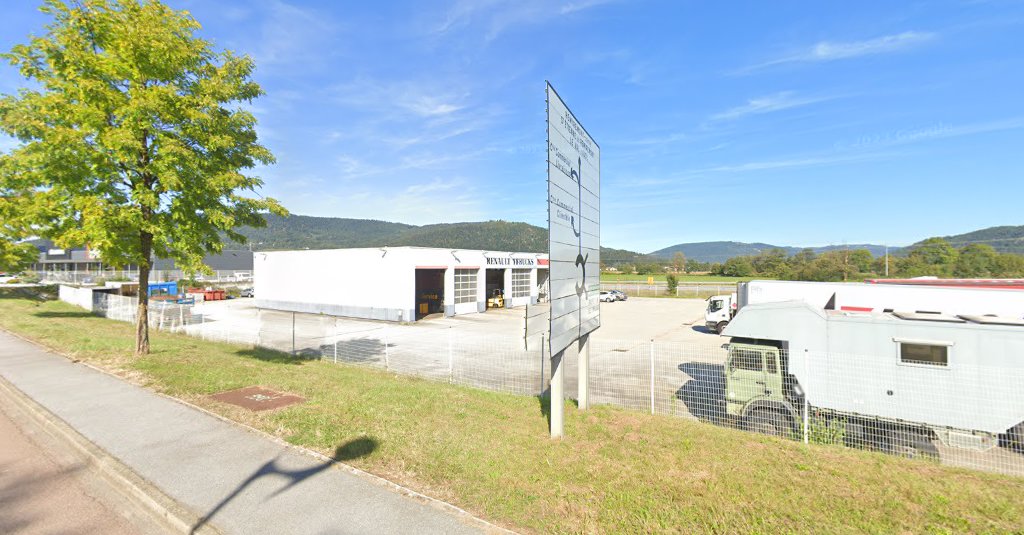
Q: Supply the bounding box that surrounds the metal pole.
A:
[550,348,564,438]
[291,312,296,356]
[803,349,810,445]
[384,327,390,370]
[447,326,454,383]
[650,339,656,414]
[578,334,590,410]
[540,333,545,395]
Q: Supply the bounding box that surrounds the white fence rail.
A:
[58,288,1024,479]
[600,281,736,298]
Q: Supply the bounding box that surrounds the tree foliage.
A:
[0,0,284,353]
[708,238,1024,281]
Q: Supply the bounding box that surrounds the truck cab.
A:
[705,293,736,334]
[724,340,801,436]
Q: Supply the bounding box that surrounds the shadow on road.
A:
[190,437,379,534]
[675,362,727,424]
[317,337,386,364]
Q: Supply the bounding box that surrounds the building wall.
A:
[254,247,547,322]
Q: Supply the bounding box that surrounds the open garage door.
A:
[485,268,506,310]
[415,268,445,320]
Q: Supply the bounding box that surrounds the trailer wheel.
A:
[745,409,793,438]
[1007,422,1024,453]
[889,430,939,460]
[715,321,728,334]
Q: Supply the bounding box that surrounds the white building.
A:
[254,247,550,321]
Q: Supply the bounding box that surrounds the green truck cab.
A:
[724,340,802,436]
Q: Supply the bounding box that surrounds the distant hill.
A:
[233,214,639,259]
[649,241,892,263]
[917,225,1024,255]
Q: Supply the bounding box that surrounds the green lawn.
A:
[1,289,1022,534]
[600,273,763,283]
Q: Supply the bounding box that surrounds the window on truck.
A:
[709,299,723,313]
[730,349,763,371]
[765,351,777,374]
[899,343,948,367]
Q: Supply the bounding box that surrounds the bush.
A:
[666,274,678,294]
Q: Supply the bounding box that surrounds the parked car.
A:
[610,290,627,301]
[599,291,616,302]
[240,287,254,298]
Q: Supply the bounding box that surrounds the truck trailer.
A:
[704,280,1024,335]
[720,300,1024,456]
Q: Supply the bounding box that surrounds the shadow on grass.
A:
[190,437,379,534]
[234,347,309,366]
[32,311,96,319]
[536,393,579,429]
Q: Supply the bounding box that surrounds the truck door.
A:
[762,348,784,400]
[726,346,767,416]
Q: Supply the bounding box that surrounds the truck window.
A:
[730,349,762,372]
[765,351,777,374]
[709,300,723,313]
[899,343,948,367]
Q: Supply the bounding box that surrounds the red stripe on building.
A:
[840,306,874,312]
[415,266,448,270]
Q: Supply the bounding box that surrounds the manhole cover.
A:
[209,386,304,411]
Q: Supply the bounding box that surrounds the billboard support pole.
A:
[550,349,564,438]
[578,334,590,410]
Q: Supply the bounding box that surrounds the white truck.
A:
[721,300,1024,456]
[704,293,737,334]
[705,280,1024,335]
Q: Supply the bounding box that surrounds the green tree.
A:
[907,238,958,276]
[665,273,678,294]
[0,194,39,272]
[721,256,754,277]
[671,251,686,273]
[954,244,999,277]
[0,0,285,354]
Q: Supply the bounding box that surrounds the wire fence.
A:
[38,269,252,284]
[62,288,1024,479]
[600,281,736,298]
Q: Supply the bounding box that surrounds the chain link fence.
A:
[39,269,252,284]
[62,287,1024,479]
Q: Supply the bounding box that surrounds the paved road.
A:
[0,331,496,535]
[0,387,163,535]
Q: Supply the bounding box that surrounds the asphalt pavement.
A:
[0,330,498,535]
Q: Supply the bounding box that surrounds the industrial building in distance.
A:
[254,247,550,322]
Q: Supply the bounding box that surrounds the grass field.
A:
[2,289,1022,534]
[600,273,762,283]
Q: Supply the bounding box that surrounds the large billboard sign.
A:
[547,82,600,356]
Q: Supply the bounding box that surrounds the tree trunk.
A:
[135,231,153,355]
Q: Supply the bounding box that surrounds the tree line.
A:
[715,238,1024,281]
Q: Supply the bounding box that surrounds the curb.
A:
[0,326,516,535]
[0,372,222,535]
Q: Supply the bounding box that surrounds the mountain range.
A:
[234,215,1024,264]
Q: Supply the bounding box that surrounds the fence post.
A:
[333,319,338,364]
[540,333,545,395]
[291,311,296,356]
[447,326,454,383]
[650,339,656,415]
[803,349,810,445]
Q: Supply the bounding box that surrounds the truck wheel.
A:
[715,321,728,334]
[1007,422,1024,453]
[745,409,793,438]
[889,430,939,460]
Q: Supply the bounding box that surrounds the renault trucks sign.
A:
[547,82,600,356]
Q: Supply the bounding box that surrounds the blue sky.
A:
[2,1,1023,253]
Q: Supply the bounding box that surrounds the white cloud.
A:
[433,0,617,41]
[710,91,835,121]
[738,31,936,73]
